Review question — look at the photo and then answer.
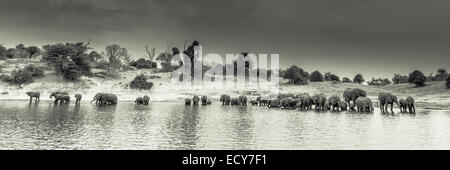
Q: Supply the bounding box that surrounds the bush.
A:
[329,74,340,82]
[446,75,450,89]
[353,74,364,84]
[129,58,157,69]
[23,64,45,77]
[342,77,352,83]
[130,75,154,90]
[3,69,33,85]
[408,70,426,87]
[392,74,408,84]
[309,70,323,82]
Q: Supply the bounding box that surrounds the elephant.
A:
[50,91,69,104]
[50,91,68,99]
[406,96,415,114]
[51,94,70,104]
[250,100,258,105]
[185,98,191,105]
[297,94,311,110]
[290,98,299,108]
[238,95,247,106]
[324,100,331,110]
[206,100,212,105]
[328,95,341,111]
[75,94,82,104]
[193,95,200,105]
[343,88,367,107]
[312,93,327,111]
[231,98,240,106]
[278,93,295,99]
[91,93,118,105]
[268,99,281,108]
[355,97,373,113]
[142,95,150,105]
[280,97,294,109]
[26,91,40,103]
[220,94,231,105]
[201,95,208,105]
[135,97,144,104]
[378,92,399,113]
[399,99,408,113]
[256,94,270,106]
[338,101,348,111]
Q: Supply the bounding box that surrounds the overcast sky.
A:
[1,0,449,79]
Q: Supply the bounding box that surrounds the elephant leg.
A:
[412,105,415,113]
[390,104,394,113]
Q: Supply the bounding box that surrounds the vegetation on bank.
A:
[0,41,449,91]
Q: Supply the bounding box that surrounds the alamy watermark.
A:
[170,46,279,91]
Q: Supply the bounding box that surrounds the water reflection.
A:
[0,101,449,150]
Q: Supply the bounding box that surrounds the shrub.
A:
[3,69,33,85]
[129,58,157,69]
[392,74,408,84]
[130,75,154,90]
[23,64,45,77]
[408,70,426,87]
[446,75,450,89]
[353,74,364,84]
[342,77,352,83]
[329,74,340,82]
[309,70,323,82]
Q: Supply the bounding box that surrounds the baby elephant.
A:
[399,99,408,113]
[406,96,415,114]
[185,98,191,105]
[75,94,82,105]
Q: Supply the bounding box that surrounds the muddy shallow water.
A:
[0,101,449,150]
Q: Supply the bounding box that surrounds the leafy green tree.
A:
[408,70,426,87]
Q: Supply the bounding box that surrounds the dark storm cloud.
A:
[1,0,449,78]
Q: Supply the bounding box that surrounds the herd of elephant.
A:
[25,91,117,105]
[184,88,416,114]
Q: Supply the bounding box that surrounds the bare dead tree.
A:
[145,45,157,62]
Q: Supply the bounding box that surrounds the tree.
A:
[0,45,7,59]
[145,45,157,62]
[408,70,426,87]
[105,44,129,74]
[26,46,41,58]
[342,77,352,83]
[382,78,391,85]
[330,74,340,82]
[42,42,92,81]
[353,74,364,84]
[282,65,309,85]
[309,70,324,82]
[435,68,448,81]
[392,74,408,84]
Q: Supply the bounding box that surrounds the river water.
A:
[0,101,448,150]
